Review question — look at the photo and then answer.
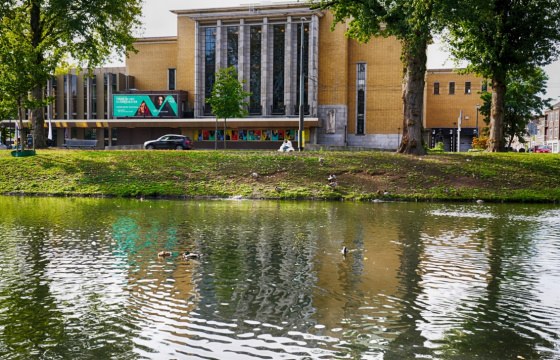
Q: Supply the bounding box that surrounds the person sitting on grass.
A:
[278,139,294,152]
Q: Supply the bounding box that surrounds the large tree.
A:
[313,0,445,155]
[0,7,49,150]
[207,66,250,150]
[0,0,142,148]
[445,0,560,152]
[478,67,552,149]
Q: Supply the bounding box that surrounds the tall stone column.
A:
[216,20,224,71]
[96,128,104,148]
[309,15,319,117]
[284,17,294,116]
[238,19,250,93]
[261,17,270,116]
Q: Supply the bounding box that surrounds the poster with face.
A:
[114,94,178,118]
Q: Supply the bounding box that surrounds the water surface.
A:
[0,197,559,359]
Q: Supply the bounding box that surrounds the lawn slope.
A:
[1,150,559,202]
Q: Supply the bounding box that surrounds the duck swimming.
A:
[341,246,348,255]
[158,251,172,257]
[183,251,201,260]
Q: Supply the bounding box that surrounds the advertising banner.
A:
[113,94,179,118]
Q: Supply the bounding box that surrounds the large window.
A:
[168,68,176,91]
[51,78,57,119]
[85,128,96,140]
[295,22,309,115]
[249,26,262,115]
[91,76,97,118]
[64,75,68,118]
[83,76,90,118]
[71,75,77,118]
[104,73,109,119]
[356,63,366,135]
[204,27,216,115]
[227,27,239,69]
[272,24,285,115]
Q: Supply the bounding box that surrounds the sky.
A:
[129,0,560,102]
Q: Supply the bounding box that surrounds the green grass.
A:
[1,149,560,202]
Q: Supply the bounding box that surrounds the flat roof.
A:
[172,2,322,21]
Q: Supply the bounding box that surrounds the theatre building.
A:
[42,3,405,149]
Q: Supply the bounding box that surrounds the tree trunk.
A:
[488,77,506,152]
[30,1,47,148]
[32,86,47,148]
[397,38,428,155]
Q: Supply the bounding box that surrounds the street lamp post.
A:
[298,18,306,152]
[475,104,480,137]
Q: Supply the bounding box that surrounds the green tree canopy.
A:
[478,67,552,149]
[0,0,142,148]
[207,66,251,149]
[312,0,447,155]
[0,7,51,148]
[444,0,560,151]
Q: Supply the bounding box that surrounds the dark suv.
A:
[144,134,192,150]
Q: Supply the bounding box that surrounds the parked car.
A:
[144,134,192,150]
[0,143,7,150]
[532,145,552,153]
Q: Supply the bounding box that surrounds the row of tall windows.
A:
[433,81,473,95]
[62,75,78,119]
[202,22,310,116]
[47,72,130,121]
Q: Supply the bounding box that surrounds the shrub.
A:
[472,136,488,150]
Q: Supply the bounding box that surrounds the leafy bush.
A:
[429,141,445,153]
[472,136,488,150]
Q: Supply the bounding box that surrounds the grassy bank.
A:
[1,149,559,202]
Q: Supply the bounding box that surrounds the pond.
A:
[0,197,559,359]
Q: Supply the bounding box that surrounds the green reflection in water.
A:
[0,196,558,359]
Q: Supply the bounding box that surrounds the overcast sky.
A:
[126,0,559,102]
